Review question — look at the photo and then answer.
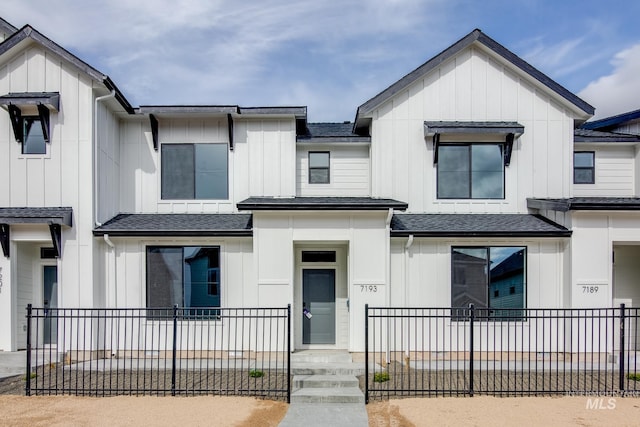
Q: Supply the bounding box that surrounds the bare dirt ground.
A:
[3,373,640,426]
[1,394,640,426]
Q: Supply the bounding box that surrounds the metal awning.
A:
[0,207,72,258]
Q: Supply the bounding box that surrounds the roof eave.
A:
[93,229,253,237]
[390,230,572,238]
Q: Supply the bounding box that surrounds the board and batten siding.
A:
[96,100,122,223]
[296,145,370,196]
[369,45,576,213]
[0,44,100,309]
[101,237,255,309]
[573,145,635,197]
[389,238,567,309]
[119,117,296,213]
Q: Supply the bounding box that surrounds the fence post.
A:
[620,303,626,393]
[469,303,474,397]
[25,304,32,396]
[287,304,291,404]
[171,305,178,396]
[365,304,369,404]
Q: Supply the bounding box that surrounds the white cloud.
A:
[579,44,640,119]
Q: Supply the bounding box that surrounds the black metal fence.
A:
[25,305,291,400]
[365,304,640,401]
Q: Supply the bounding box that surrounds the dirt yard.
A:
[1,394,640,426]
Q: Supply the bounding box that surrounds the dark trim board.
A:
[528,197,640,212]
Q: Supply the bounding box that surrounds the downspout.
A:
[404,235,414,362]
[94,90,116,227]
[385,208,393,364]
[103,234,117,307]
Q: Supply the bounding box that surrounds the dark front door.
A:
[302,269,336,344]
[43,265,58,345]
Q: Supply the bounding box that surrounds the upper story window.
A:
[22,117,46,154]
[161,143,228,200]
[309,151,330,184]
[0,92,59,156]
[437,143,504,199]
[574,151,595,184]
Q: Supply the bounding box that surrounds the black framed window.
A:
[309,151,330,184]
[437,143,504,199]
[146,246,221,314]
[574,151,595,184]
[161,143,228,199]
[451,246,526,320]
[22,117,46,154]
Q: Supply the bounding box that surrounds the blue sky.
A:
[3,1,640,122]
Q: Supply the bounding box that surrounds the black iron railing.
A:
[25,305,290,401]
[365,304,640,402]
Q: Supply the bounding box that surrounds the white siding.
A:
[610,120,640,136]
[389,238,567,308]
[368,45,576,213]
[105,237,254,308]
[96,100,121,223]
[573,145,635,197]
[119,117,296,213]
[296,145,370,196]
[0,45,100,311]
[15,243,36,349]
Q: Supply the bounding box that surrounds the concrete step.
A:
[290,351,352,364]
[291,362,365,376]
[293,374,359,389]
[290,386,365,404]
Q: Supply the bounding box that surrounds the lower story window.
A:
[146,246,220,314]
[451,246,526,319]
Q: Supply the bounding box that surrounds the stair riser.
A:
[290,395,365,404]
[292,368,365,376]
[291,355,353,363]
[294,380,359,388]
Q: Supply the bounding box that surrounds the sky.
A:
[2,1,640,122]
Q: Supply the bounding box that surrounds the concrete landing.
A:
[279,403,368,427]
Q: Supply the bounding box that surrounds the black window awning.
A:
[425,121,524,166]
[0,207,72,258]
[0,92,59,144]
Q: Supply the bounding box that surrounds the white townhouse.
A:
[1,16,640,353]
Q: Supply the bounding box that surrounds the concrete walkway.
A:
[279,402,368,427]
[0,351,25,379]
[279,351,369,427]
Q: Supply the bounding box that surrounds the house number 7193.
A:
[360,285,377,293]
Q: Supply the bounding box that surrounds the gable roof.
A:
[581,109,640,131]
[0,25,133,114]
[354,29,594,133]
[0,17,17,36]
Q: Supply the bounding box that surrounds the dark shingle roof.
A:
[528,197,640,212]
[390,214,570,237]
[237,197,407,211]
[93,214,252,236]
[574,129,640,143]
[0,207,73,226]
[581,109,640,131]
[298,123,371,143]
